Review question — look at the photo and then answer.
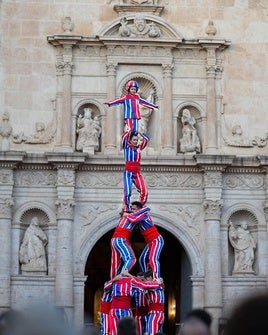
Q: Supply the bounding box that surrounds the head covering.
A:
[126,80,139,91]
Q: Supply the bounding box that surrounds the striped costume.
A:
[108,276,160,335]
[110,216,137,279]
[106,93,158,132]
[133,283,149,335]
[145,284,165,335]
[122,130,149,212]
[100,280,113,335]
[127,207,164,278]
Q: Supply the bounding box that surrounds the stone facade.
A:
[0,1,268,334]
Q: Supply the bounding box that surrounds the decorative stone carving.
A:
[145,173,202,188]
[205,20,217,37]
[0,198,14,219]
[0,169,13,184]
[0,111,13,151]
[76,172,122,188]
[15,171,56,186]
[228,220,256,274]
[204,171,222,188]
[62,16,74,34]
[13,116,56,145]
[223,174,264,189]
[222,121,268,148]
[159,204,201,236]
[179,109,201,154]
[118,15,161,38]
[55,199,75,220]
[57,169,75,186]
[203,200,223,220]
[19,216,48,274]
[76,108,102,154]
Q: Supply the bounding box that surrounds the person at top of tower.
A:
[121,130,149,213]
[104,80,158,132]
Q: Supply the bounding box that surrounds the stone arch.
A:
[72,99,104,153]
[97,14,183,41]
[75,212,203,277]
[175,102,204,154]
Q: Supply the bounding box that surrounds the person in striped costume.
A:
[110,215,137,280]
[121,130,149,213]
[100,280,113,335]
[127,201,164,279]
[104,80,158,132]
[105,273,163,335]
[144,270,165,335]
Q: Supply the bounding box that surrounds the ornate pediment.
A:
[98,14,182,42]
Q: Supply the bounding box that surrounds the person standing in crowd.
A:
[179,308,212,335]
[224,294,268,335]
[105,80,158,132]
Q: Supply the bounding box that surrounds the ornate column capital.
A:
[55,199,75,220]
[162,63,174,77]
[56,167,76,186]
[0,197,14,219]
[203,199,223,220]
[106,62,118,76]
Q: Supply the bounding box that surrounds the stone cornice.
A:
[113,5,164,16]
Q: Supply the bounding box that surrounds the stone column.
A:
[205,47,218,154]
[55,167,76,321]
[60,45,74,151]
[203,168,224,335]
[104,62,118,153]
[0,167,14,312]
[161,63,174,154]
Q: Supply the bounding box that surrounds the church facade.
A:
[0,1,267,334]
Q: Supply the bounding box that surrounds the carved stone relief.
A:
[223,174,264,189]
[76,172,122,188]
[159,204,202,236]
[15,170,57,186]
[0,111,13,151]
[145,173,202,188]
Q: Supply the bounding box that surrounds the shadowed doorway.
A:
[84,225,192,334]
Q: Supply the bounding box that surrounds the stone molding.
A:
[55,199,75,220]
[203,199,223,220]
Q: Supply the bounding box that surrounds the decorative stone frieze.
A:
[145,173,202,188]
[223,174,264,189]
[76,172,122,188]
[0,169,13,185]
[57,169,75,186]
[203,199,223,221]
[204,171,222,188]
[14,170,56,186]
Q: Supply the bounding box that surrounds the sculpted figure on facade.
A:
[119,15,161,38]
[179,109,201,153]
[19,217,48,273]
[0,111,13,151]
[138,90,155,134]
[228,220,256,274]
[76,108,102,153]
[13,119,56,144]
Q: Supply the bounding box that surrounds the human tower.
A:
[100,81,165,335]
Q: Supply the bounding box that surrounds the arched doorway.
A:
[84,226,192,334]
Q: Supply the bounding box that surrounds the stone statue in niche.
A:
[119,15,161,38]
[179,108,201,153]
[19,216,48,274]
[76,107,102,153]
[228,220,256,274]
[0,111,13,151]
[138,90,155,134]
